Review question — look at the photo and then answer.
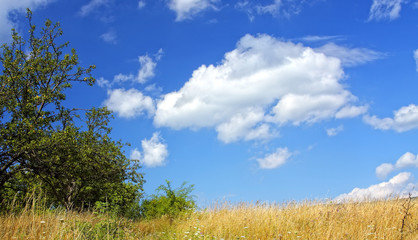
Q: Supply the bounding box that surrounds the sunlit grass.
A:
[1,196,417,239]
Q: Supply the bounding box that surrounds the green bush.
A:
[140,180,196,220]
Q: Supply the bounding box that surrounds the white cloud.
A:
[237,0,309,20]
[0,0,53,44]
[113,73,135,83]
[414,49,418,71]
[368,0,404,21]
[216,108,276,143]
[104,88,155,118]
[396,152,418,168]
[335,105,369,119]
[141,132,168,167]
[100,49,163,87]
[138,0,146,9]
[315,43,384,67]
[300,35,344,43]
[376,163,395,179]
[256,0,282,15]
[364,104,418,132]
[256,147,292,169]
[100,30,117,44]
[129,133,168,167]
[154,34,367,143]
[326,125,343,136]
[137,54,157,83]
[130,148,142,160]
[235,1,255,21]
[79,0,110,17]
[168,0,216,21]
[97,77,113,88]
[335,172,418,202]
[376,152,418,179]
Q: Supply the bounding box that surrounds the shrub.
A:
[140,180,195,220]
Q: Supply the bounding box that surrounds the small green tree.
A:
[140,180,196,220]
[0,9,144,215]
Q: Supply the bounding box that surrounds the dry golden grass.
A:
[1,197,417,239]
[136,198,418,240]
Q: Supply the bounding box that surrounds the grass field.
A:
[1,196,417,239]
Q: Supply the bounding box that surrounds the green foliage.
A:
[140,180,196,220]
[0,9,144,216]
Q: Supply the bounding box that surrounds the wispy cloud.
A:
[368,0,404,21]
[138,0,146,9]
[79,0,111,17]
[99,49,163,88]
[167,0,217,21]
[0,0,53,44]
[363,104,418,132]
[100,30,117,44]
[326,125,343,136]
[256,147,292,169]
[414,49,418,71]
[256,0,282,16]
[137,54,157,83]
[335,105,369,119]
[236,0,309,21]
[315,43,384,67]
[300,35,345,43]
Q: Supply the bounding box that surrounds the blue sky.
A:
[2,0,418,205]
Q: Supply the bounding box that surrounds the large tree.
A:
[0,9,143,213]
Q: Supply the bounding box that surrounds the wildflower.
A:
[244,226,248,229]
[40,221,46,224]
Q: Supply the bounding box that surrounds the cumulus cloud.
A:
[154,34,368,143]
[315,43,384,67]
[79,0,111,17]
[326,125,343,136]
[216,108,276,143]
[104,88,155,118]
[167,0,217,21]
[414,49,418,71]
[141,132,168,167]
[256,147,292,169]
[376,152,418,179]
[368,0,404,21]
[0,0,53,44]
[129,133,168,167]
[335,172,418,202]
[363,104,418,132]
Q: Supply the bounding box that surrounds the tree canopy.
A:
[0,9,144,214]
